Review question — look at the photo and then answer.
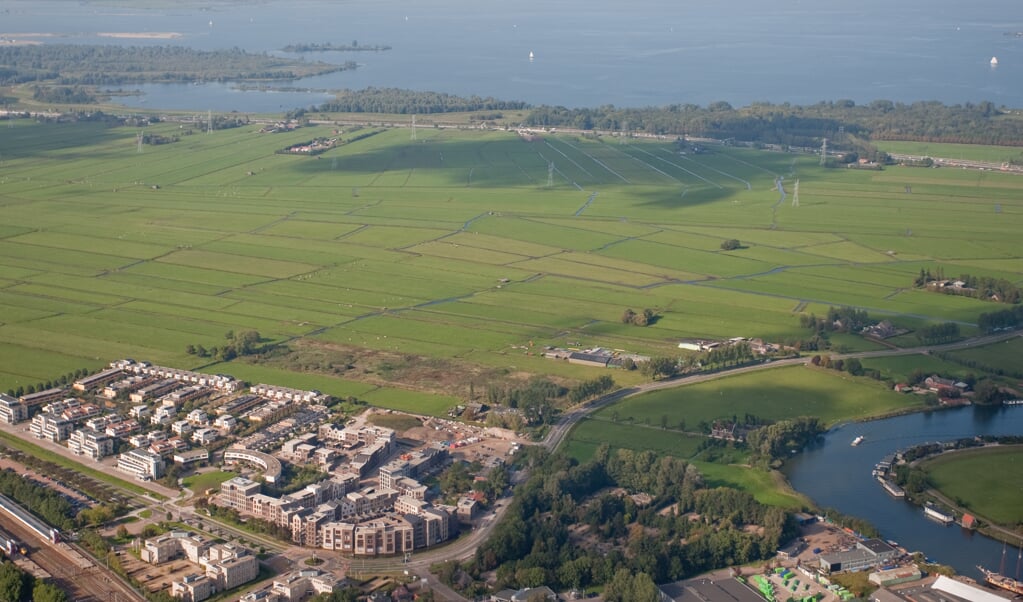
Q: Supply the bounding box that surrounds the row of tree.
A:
[567,375,615,403]
[317,87,527,114]
[4,366,93,398]
[916,322,961,345]
[0,469,74,530]
[977,305,1023,333]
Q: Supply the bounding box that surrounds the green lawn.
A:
[182,471,239,494]
[921,446,1023,526]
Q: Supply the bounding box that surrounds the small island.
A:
[282,41,391,53]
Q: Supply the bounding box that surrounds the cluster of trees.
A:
[810,355,864,376]
[450,447,794,599]
[0,469,74,530]
[916,322,961,345]
[745,417,824,463]
[31,85,95,104]
[0,45,346,86]
[621,308,657,326]
[977,305,1023,333]
[720,239,742,251]
[522,99,1023,147]
[567,375,615,403]
[317,87,528,114]
[800,306,872,334]
[915,269,1022,304]
[186,330,267,361]
[0,561,67,602]
[484,377,564,425]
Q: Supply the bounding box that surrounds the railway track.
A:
[0,511,144,602]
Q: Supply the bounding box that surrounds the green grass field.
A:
[921,446,1023,526]
[593,366,921,428]
[878,141,1023,164]
[1,120,1021,417]
[181,470,238,493]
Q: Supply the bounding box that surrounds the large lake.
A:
[3,0,1022,112]
[784,405,1023,581]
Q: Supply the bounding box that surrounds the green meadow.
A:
[1,119,1021,419]
[921,446,1023,526]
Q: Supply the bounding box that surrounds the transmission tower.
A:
[410,114,416,141]
[820,138,827,166]
[792,179,800,207]
[547,161,554,188]
[137,131,144,153]
[207,109,213,135]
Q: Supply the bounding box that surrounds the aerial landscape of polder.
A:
[0,1,1022,601]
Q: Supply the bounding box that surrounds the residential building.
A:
[30,412,73,442]
[130,379,180,403]
[219,477,262,510]
[0,394,27,424]
[214,414,237,431]
[192,428,219,445]
[18,387,66,411]
[72,367,124,392]
[172,573,213,602]
[117,448,165,480]
[171,420,193,436]
[67,428,115,460]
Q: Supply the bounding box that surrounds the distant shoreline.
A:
[98,32,183,39]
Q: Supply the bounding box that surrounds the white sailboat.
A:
[529,51,534,61]
[990,56,999,66]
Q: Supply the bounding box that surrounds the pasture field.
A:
[591,366,922,428]
[0,119,1021,419]
[945,337,1023,375]
[921,446,1023,526]
[878,141,1023,164]
[860,355,972,384]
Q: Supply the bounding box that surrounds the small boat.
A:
[851,435,864,446]
[991,56,999,66]
[529,51,534,60]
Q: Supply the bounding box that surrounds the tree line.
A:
[522,99,1023,147]
[978,305,1023,333]
[317,87,528,114]
[0,45,346,85]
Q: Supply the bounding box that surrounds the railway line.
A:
[0,498,145,602]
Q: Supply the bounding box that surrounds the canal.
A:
[783,404,1023,580]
